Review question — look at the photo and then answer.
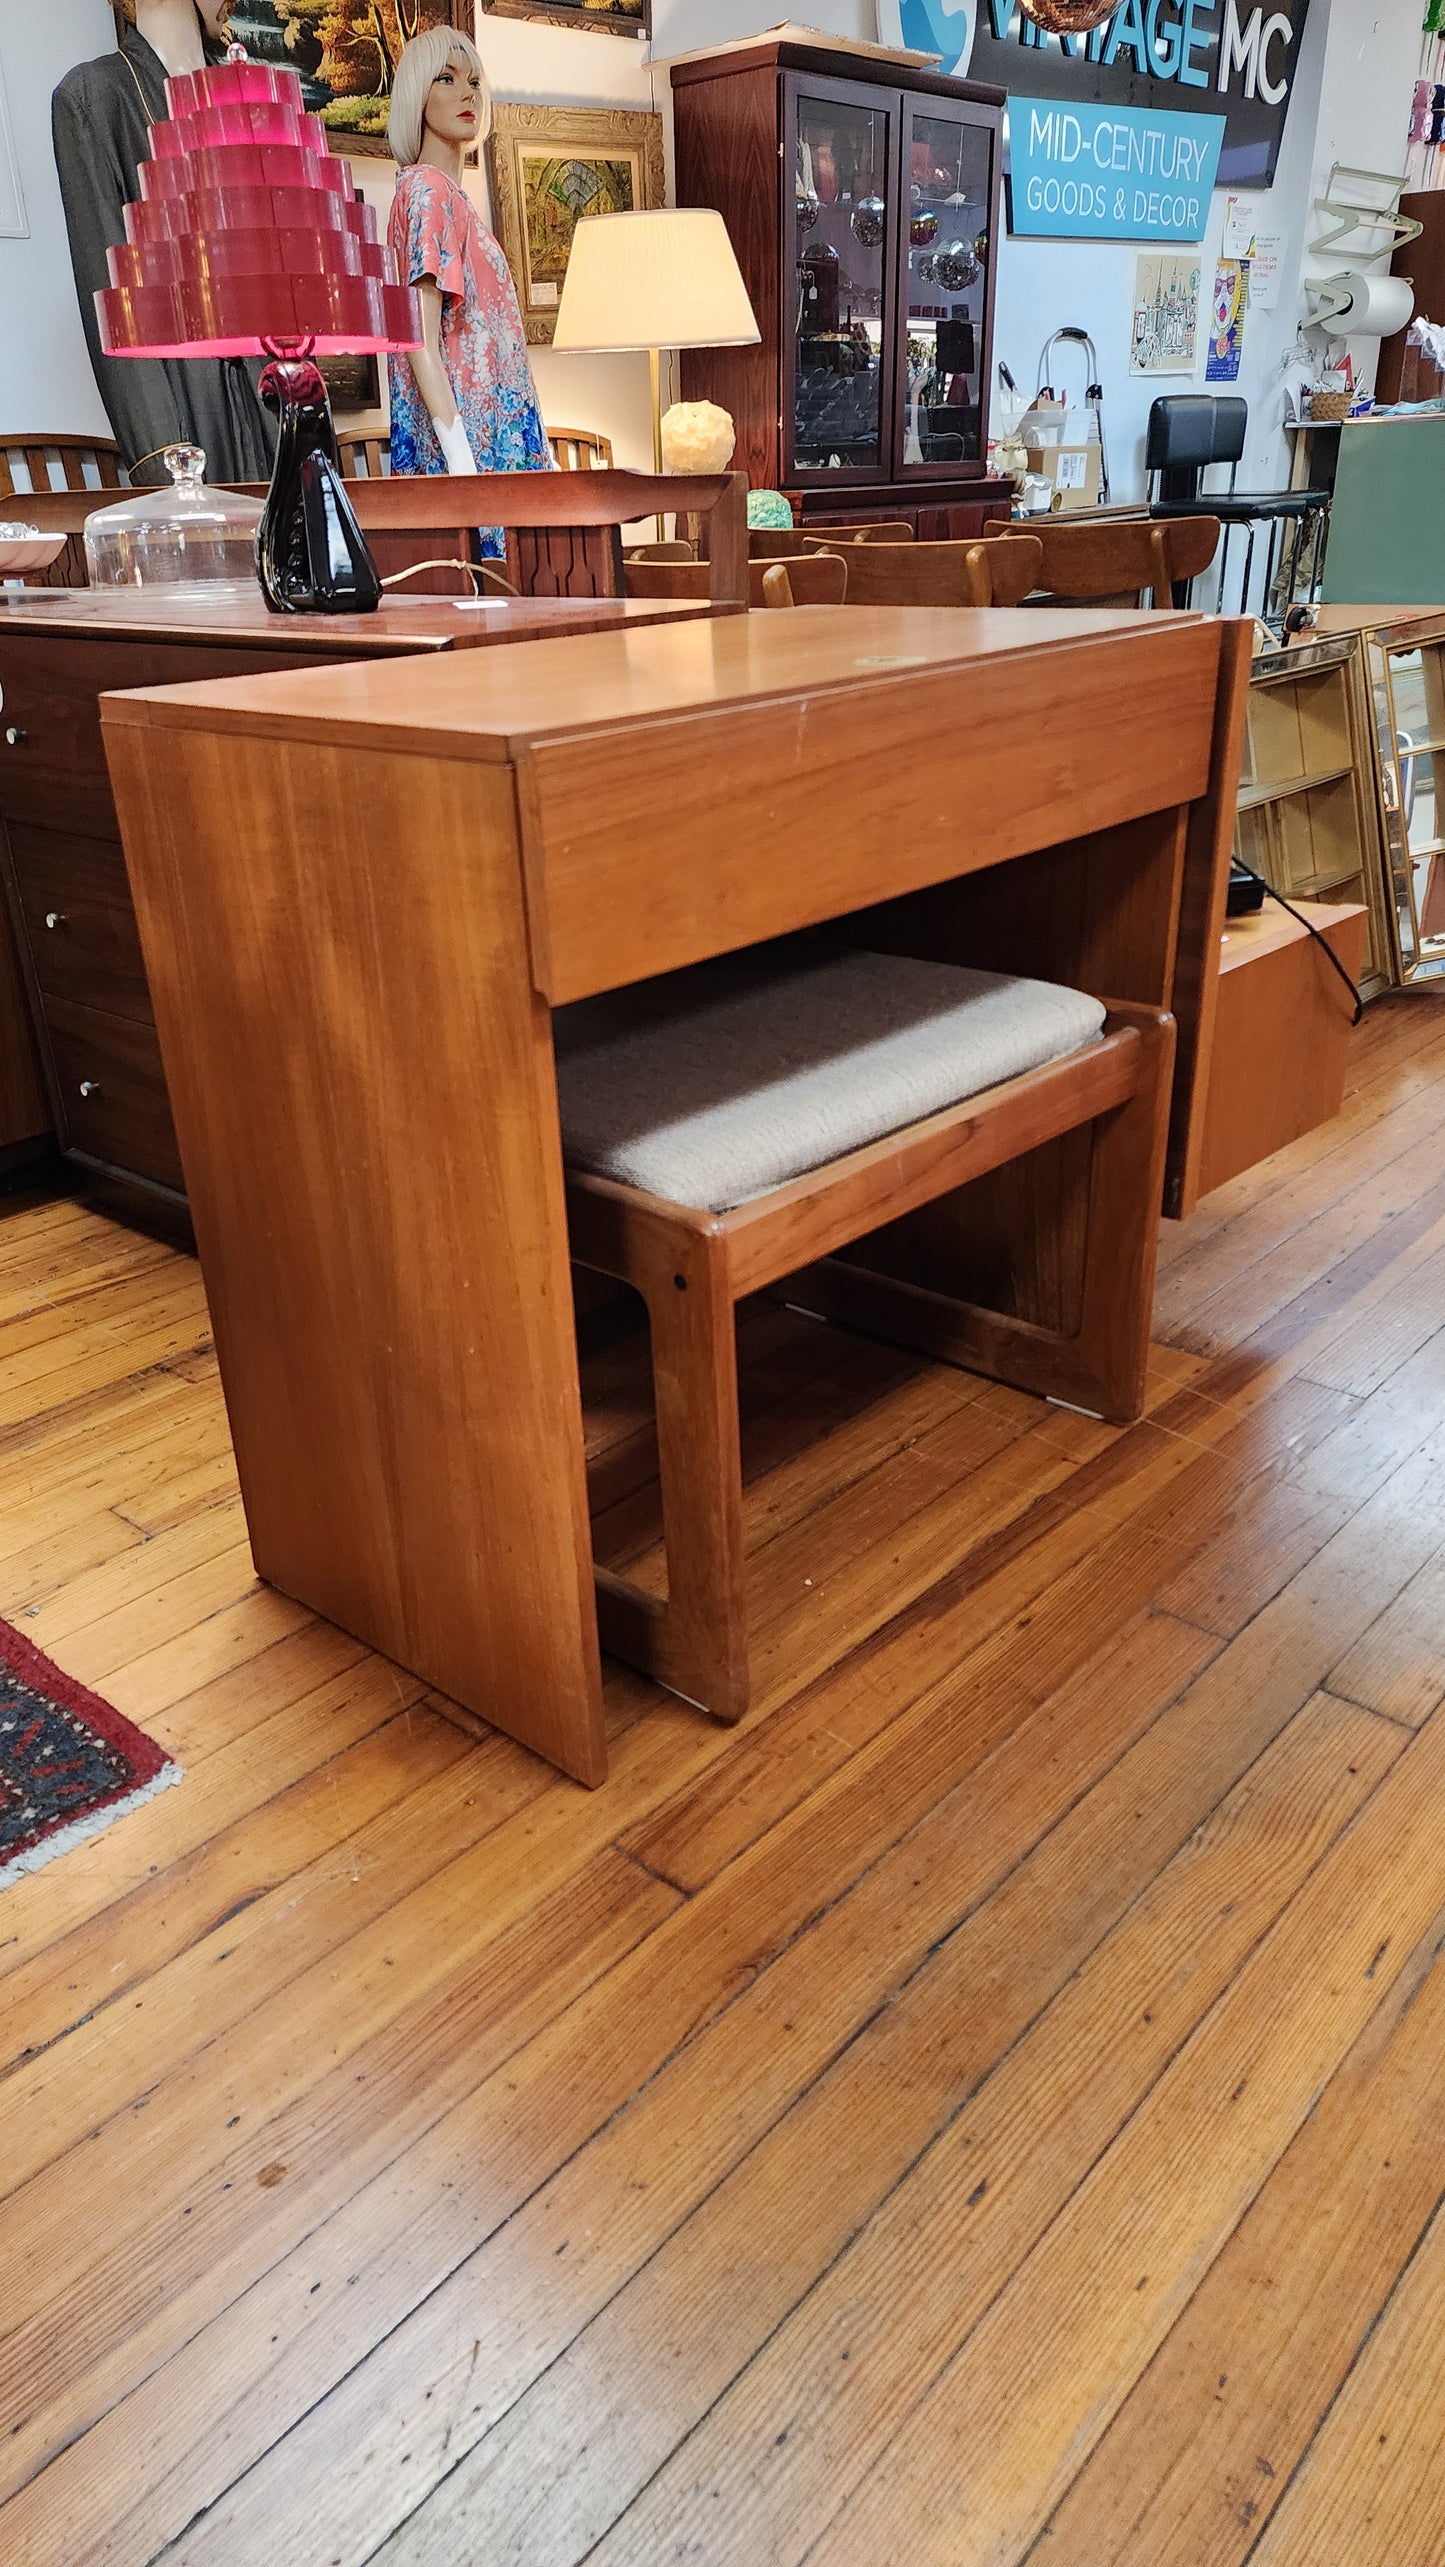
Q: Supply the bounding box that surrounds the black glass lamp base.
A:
[256,353,381,615]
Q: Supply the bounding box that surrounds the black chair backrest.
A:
[1146,396,1248,503]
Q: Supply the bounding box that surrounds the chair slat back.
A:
[982,514,1220,607]
[548,425,614,471]
[336,434,390,479]
[0,434,125,499]
[821,536,1038,608]
[628,553,849,608]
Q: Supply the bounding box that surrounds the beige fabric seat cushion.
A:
[554,950,1106,1214]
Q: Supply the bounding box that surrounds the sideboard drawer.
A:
[0,638,117,837]
[9,824,153,1023]
[43,995,183,1191]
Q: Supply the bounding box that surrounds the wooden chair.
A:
[335,467,750,606]
[0,433,125,499]
[813,534,1043,608]
[335,433,390,478]
[624,540,697,564]
[334,427,614,477]
[548,425,614,471]
[628,554,848,608]
[983,514,1221,609]
[560,953,1175,1718]
[759,557,849,607]
[748,528,810,558]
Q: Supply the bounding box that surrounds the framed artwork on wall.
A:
[487,103,665,344]
[210,3,475,156]
[479,0,650,34]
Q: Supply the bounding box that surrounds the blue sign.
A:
[881,0,977,75]
[1007,97,1224,239]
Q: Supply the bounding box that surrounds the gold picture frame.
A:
[487,102,665,345]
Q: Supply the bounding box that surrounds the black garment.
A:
[51,27,277,487]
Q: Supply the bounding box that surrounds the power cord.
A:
[1230,856,1365,1025]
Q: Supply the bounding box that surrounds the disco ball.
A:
[934,239,980,291]
[1018,0,1115,30]
[852,194,887,249]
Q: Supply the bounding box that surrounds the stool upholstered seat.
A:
[554,952,1107,1212]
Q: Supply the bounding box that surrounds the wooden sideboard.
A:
[0,587,716,1230]
[102,605,1249,1779]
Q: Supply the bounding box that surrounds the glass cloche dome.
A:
[84,444,264,596]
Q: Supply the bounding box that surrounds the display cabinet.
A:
[1235,633,1394,999]
[672,37,1015,532]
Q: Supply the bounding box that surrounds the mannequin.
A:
[386,27,553,555]
[52,2,278,486]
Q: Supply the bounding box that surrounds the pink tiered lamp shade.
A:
[95,60,420,361]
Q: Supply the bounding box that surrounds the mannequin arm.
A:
[412,279,459,430]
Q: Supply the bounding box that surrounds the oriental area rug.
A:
[0,1616,179,1889]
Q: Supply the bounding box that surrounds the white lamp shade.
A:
[552,207,760,355]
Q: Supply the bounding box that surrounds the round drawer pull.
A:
[78,1080,100,1099]
[44,912,65,931]
[4,726,27,747]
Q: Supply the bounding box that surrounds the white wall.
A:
[0,0,116,437]
[2,0,1422,496]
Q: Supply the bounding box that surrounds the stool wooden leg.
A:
[1070,1002,1177,1420]
[637,1225,749,1721]
[569,1185,750,1723]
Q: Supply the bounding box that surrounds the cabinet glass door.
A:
[897,105,993,476]
[788,79,898,479]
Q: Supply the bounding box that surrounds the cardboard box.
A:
[1025,441,1101,511]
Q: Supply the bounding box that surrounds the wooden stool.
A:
[560,951,1175,1720]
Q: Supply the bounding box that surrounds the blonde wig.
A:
[387,26,491,168]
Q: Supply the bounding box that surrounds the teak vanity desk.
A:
[101,606,1249,1784]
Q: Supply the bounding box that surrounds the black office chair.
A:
[1145,396,1329,624]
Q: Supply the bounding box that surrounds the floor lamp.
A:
[552,209,759,533]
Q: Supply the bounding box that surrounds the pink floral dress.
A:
[387,164,554,557]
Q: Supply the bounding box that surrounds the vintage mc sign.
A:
[878,0,1306,187]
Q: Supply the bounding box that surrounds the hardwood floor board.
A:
[1327,1544,1445,1727]
[1152,1031,1445,1335]
[798,1699,1445,2567]
[0,1852,681,2559]
[0,1705,488,2168]
[1169,1155,1445,1362]
[0,1229,175,1330]
[112,1448,242,1537]
[0,1283,212,1431]
[1244,2187,1445,2564]
[627,1371,1346,1894]
[0,1706,481,2078]
[0,1649,423,1982]
[75,1612,1226,2567]
[578,1693,1396,2567]
[95,1582,321,1723]
[1034,1898,1445,2567]
[2,990,1445,2566]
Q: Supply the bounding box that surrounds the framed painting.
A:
[214,3,475,156]
[487,104,665,344]
[479,0,650,34]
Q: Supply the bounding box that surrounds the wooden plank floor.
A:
[5,988,1445,2564]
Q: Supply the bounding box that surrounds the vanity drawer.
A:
[0,638,118,837]
[43,995,183,1191]
[8,824,153,1022]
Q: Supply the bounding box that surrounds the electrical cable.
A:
[1229,855,1365,1025]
